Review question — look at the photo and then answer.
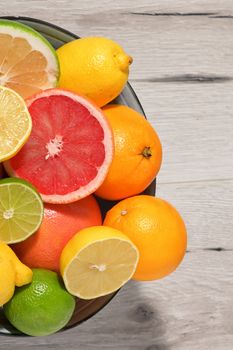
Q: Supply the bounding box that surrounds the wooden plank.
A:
[0,251,232,350]
[132,81,233,183]
[1,0,233,16]
[0,1,232,349]
[157,179,233,250]
[1,1,233,80]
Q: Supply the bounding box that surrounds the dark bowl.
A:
[0,16,156,336]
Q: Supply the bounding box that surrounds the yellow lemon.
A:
[0,259,15,306]
[0,241,32,305]
[0,86,32,162]
[60,226,139,299]
[57,37,133,107]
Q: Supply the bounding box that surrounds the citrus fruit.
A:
[0,164,3,178]
[4,88,114,204]
[60,226,139,299]
[104,195,187,281]
[0,259,15,306]
[0,19,59,99]
[12,195,102,273]
[0,241,32,306]
[0,86,32,162]
[3,268,75,336]
[57,37,132,107]
[95,105,162,200]
[0,177,43,244]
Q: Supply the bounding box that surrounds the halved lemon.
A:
[0,86,32,162]
[60,226,139,299]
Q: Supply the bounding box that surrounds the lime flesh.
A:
[0,177,44,243]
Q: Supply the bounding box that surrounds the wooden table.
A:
[1,1,233,349]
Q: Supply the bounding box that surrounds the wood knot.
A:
[131,303,154,323]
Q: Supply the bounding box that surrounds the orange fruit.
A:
[103,195,187,281]
[95,105,162,200]
[12,195,102,273]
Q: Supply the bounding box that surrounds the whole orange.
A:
[95,105,162,200]
[103,195,187,281]
[12,195,102,273]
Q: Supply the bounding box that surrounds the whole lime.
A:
[3,268,75,336]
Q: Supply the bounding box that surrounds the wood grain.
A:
[0,0,232,349]
[132,81,233,184]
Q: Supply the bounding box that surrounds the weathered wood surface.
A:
[0,0,232,349]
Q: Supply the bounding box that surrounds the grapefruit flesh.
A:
[5,88,113,203]
[12,195,102,273]
[0,19,59,99]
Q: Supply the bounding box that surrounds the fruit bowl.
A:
[0,16,156,336]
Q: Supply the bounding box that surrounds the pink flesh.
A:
[9,95,106,195]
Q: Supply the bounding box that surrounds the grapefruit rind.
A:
[0,19,59,90]
[4,89,114,204]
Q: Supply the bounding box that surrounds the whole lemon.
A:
[57,37,133,107]
[0,241,32,306]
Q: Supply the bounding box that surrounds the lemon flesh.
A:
[60,226,139,299]
[0,87,32,162]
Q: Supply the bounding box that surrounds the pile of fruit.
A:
[0,19,187,336]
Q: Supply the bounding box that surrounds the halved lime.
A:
[0,19,59,98]
[0,177,43,243]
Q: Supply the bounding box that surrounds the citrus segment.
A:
[5,89,114,203]
[60,226,139,299]
[0,19,59,98]
[0,177,43,244]
[0,86,32,162]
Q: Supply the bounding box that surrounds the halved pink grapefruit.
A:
[4,88,114,204]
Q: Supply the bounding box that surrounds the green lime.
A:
[3,268,75,336]
[0,177,44,243]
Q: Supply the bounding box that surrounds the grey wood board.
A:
[132,81,233,184]
[0,0,232,349]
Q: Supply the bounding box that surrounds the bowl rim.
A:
[0,16,146,120]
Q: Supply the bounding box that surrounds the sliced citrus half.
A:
[0,177,44,244]
[0,86,32,162]
[60,226,139,299]
[0,19,59,99]
[4,88,114,204]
